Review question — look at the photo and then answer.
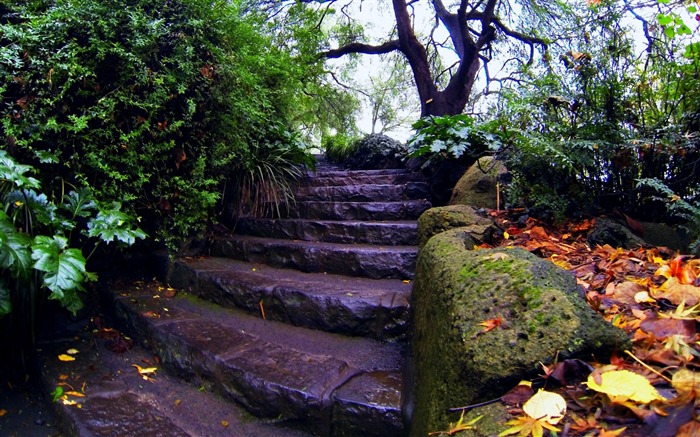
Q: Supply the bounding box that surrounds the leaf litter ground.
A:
[436,210,700,437]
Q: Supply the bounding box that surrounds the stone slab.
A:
[210,235,418,279]
[168,257,411,339]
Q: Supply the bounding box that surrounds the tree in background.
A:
[254,0,570,117]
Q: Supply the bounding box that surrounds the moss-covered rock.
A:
[449,156,507,208]
[410,230,630,437]
[417,205,498,248]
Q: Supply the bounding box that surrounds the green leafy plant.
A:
[226,125,315,220]
[407,114,501,166]
[323,133,359,165]
[0,150,145,372]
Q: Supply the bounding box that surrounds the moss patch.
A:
[417,205,497,248]
[410,230,630,437]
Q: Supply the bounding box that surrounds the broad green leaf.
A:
[61,189,97,218]
[86,204,147,245]
[0,280,11,317]
[657,14,672,26]
[0,151,41,189]
[31,236,86,300]
[0,211,33,278]
[664,26,675,38]
[5,189,57,227]
[34,150,59,164]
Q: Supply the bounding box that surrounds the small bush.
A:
[343,133,408,170]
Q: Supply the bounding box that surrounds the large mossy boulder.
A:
[411,229,630,437]
[417,205,498,248]
[449,156,507,208]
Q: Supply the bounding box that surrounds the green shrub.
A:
[1,150,145,371]
[323,133,359,164]
[407,114,501,167]
[0,0,310,249]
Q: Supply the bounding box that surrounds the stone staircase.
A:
[96,157,432,436]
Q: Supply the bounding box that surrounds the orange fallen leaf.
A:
[58,354,75,362]
[58,374,69,380]
[0,409,7,417]
[478,317,502,332]
[64,391,85,397]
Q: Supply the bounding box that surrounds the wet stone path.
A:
[38,157,432,436]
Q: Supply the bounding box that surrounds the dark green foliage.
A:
[323,133,359,165]
[225,125,315,220]
[481,2,700,224]
[0,0,312,249]
[1,149,145,374]
[407,115,501,168]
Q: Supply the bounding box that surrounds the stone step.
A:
[300,172,425,187]
[168,257,412,340]
[210,235,418,280]
[287,200,432,221]
[234,217,419,245]
[295,183,429,202]
[106,280,406,437]
[39,325,313,437]
[305,168,414,178]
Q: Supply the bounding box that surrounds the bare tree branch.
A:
[321,40,401,58]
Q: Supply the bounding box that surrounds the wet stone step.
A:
[287,199,432,221]
[39,322,313,437]
[105,281,406,437]
[299,172,425,187]
[168,257,412,340]
[295,183,429,202]
[303,168,414,178]
[210,235,419,280]
[234,217,419,245]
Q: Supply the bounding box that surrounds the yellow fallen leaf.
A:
[221,420,229,427]
[672,368,700,398]
[62,399,79,406]
[132,364,158,375]
[64,391,85,397]
[58,354,75,362]
[586,370,662,404]
[66,348,79,355]
[503,231,510,239]
[522,389,567,425]
[175,399,182,406]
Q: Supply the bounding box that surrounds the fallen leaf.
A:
[0,409,7,417]
[678,419,700,436]
[132,364,158,375]
[478,316,502,332]
[671,368,700,398]
[522,389,567,425]
[58,354,75,362]
[586,369,662,404]
[429,411,482,435]
[66,348,79,355]
[501,381,534,406]
[221,420,229,427]
[64,391,85,397]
